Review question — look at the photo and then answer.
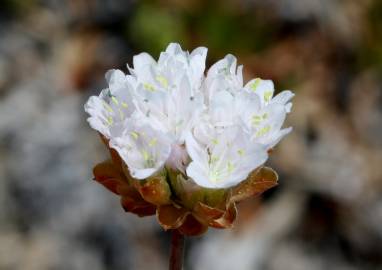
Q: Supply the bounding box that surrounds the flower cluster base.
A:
[93,139,278,236]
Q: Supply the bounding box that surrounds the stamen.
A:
[103,102,113,113]
[156,75,168,87]
[227,161,235,173]
[130,131,139,140]
[143,83,155,92]
[264,91,273,102]
[118,108,124,120]
[111,96,119,105]
[257,125,271,136]
[149,138,157,147]
[209,155,219,165]
[106,116,113,125]
[250,78,261,92]
[237,149,245,156]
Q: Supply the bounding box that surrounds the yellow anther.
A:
[250,78,261,92]
[211,138,219,145]
[142,150,150,161]
[257,125,271,136]
[209,155,219,164]
[130,131,139,140]
[103,102,113,113]
[142,150,155,167]
[143,83,155,92]
[106,116,113,125]
[227,162,235,173]
[237,149,245,156]
[156,75,168,87]
[111,96,119,105]
[264,91,273,102]
[252,115,262,126]
[121,102,129,108]
[149,138,157,147]
[252,121,261,126]
[118,108,124,119]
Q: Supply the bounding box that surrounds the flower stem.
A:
[169,229,185,270]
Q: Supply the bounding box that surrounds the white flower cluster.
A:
[85,43,294,189]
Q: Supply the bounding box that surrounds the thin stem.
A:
[169,229,185,270]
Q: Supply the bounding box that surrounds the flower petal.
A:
[271,90,295,109]
[132,52,156,78]
[244,78,275,105]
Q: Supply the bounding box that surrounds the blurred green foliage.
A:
[129,3,187,57]
[1,0,37,17]
[128,0,277,60]
[363,0,382,74]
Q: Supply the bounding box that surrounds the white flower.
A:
[204,54,243,104]
[242,78,294,149]
[186,125,268,188]
[243,102,292,149]
[244,78,294,112]
[85,43,294,188]
[84,69,135,138]
[128,43,207,143]
[109,120,172,179]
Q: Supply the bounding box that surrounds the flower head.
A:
[86,43,293,235]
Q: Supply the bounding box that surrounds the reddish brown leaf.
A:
[210,203,238,229]
[93,159,126,194]
[117,185,141,199]
[178,215,208,236]
[157,204,189,230]
[135,176,171,206]
[230,166,278,203]
[120,196,156,217]
[193,202,225,225]
[118,185,156,217]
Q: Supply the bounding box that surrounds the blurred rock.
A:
[1,1,382,270]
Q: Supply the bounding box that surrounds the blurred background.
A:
[1,0,382,269]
